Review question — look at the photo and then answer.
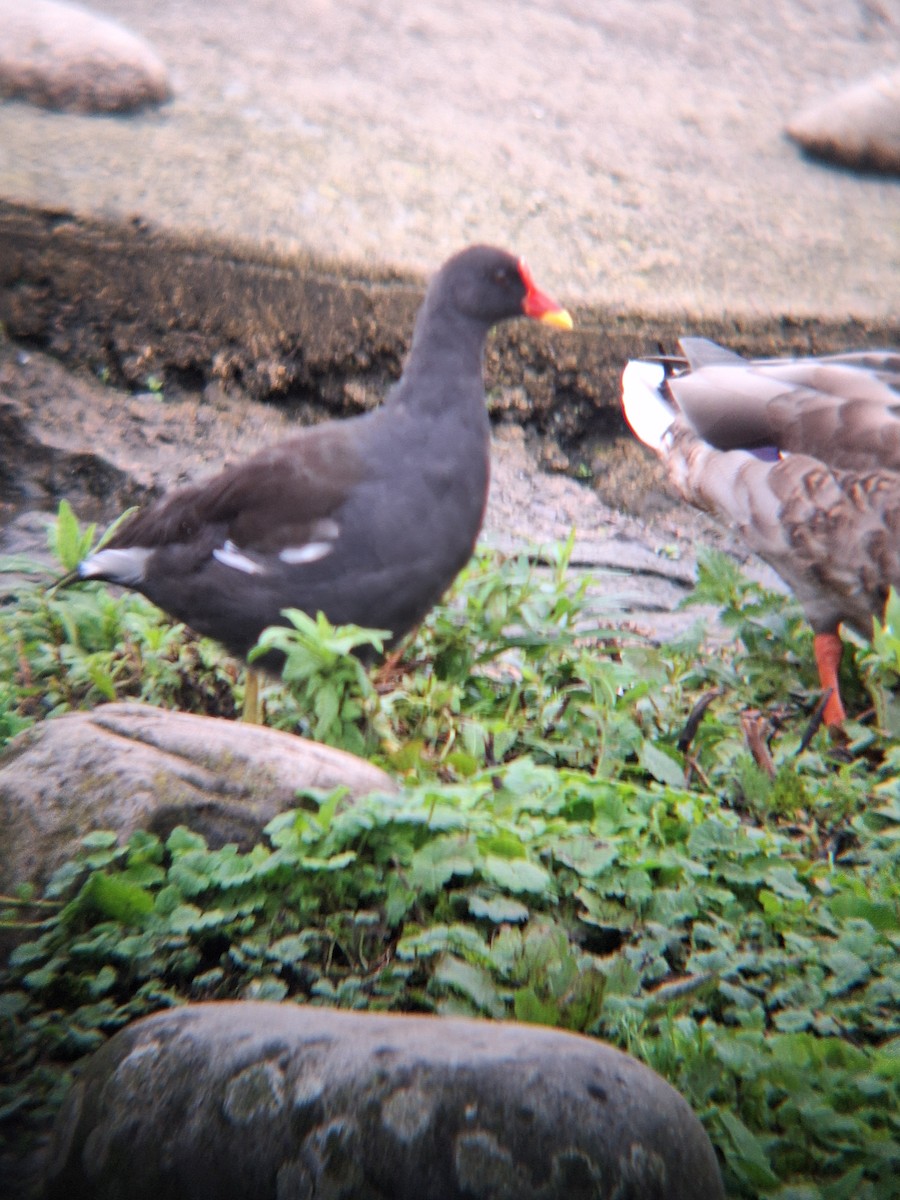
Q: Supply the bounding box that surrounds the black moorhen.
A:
[76,245,572,687]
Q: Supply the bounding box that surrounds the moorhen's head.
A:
[438,244,573,330]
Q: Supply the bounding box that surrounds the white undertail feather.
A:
[620,361,675,452]
[78,547,152,585]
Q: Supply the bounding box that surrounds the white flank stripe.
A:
[279,541,333,565]
[78,547,152,584]
[213,540,266,575]
[621,360,675,452]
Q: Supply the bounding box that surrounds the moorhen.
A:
[76,245,573,691]
[622,337,900,726]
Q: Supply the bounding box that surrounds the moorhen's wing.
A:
[104,420,368,562]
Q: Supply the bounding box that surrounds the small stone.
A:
[41,1002,725,1200]
[786,68,900,175]
[0,702,396,899]
[539,442,570,473]
[0,0,171,114]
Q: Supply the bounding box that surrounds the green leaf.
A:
[823,947,871,996]
[166,827,209,855]
[553,839,618,878]
[717,1109,779,1188]
[167,903,228,933]
[77,873,154,924]
[514,986,560,1026]
[267,934,316,964]
[409,838,476,891]
[51,499,95,571]
[23,962,60,991]
[477,831,527,860]
[433,953,504,1018]
[827,894,899,931]
[467,894,529,924]
[639,739,684,787]
[87,964,118,998]
[397,924,490,963]
[0,990,29,1018]
[80,831,118,850]
[873,1037,900,1079]
[764,867,810,903]
[481,855,552,896]
[314,684,340,734]
[243,978,289,1002]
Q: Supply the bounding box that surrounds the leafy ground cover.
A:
[1,503,898,1197]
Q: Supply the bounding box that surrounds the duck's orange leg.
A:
[814,631,846,726]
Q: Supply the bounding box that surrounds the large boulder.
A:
[41,1001,725,1200]
[0,702,395,894]
[0,0,170,114]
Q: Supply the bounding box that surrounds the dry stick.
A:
[797,688,832,755]
[676,688,722,754]
[741,709,777,779]
[0,894,61,908]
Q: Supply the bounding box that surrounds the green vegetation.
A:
[1,503,898,1198]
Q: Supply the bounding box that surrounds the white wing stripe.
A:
[279,542,333,565]
[213,540,266,575]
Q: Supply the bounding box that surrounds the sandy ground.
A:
[1,0,898,320]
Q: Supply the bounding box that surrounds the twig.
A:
[741,709,777,779]
[0,894,61,908]
[797,689,830,754]
[683,753,713,791]
[676,689,722,754]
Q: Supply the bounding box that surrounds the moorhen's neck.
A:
[391,287,493,413]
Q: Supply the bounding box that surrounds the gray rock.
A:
[41,1001,724,1200]
[0,702,395,895]
[0,0,170,114]
[787,68,900,174]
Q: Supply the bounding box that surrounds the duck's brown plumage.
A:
[622,338,900,725]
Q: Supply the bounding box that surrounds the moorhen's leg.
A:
[241,666,262,723]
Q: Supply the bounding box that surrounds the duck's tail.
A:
[620,358,679,453]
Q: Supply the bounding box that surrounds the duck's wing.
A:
[664,416,900,637]
[672,339,900,472]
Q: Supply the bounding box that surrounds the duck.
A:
[621,337,900,726]
[74,245,572,698]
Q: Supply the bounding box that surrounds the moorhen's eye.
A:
[492,267,511,285]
